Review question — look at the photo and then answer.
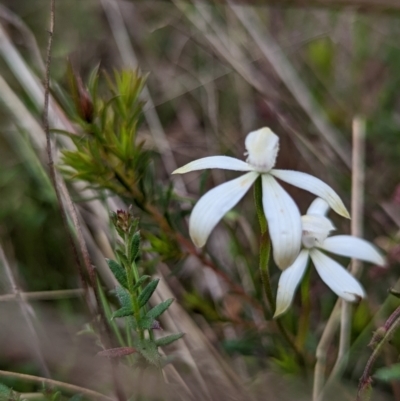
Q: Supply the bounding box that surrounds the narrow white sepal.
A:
[261,174,302,270]
[274,250,310,318]
[307,198,330,216]
[320,235,386,266]
[189,172,259,247]
[172,156,253,174]
[301,215,335,236]
[310,249,365,301]
[270,169,350,219]
[301,215,335,248]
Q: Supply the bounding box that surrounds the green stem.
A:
[254,177,267,233]
[254,177,274,312]
[124,234,144,340]
[296,265,311,350]
[259,232,274,313]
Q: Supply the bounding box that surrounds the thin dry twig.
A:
[43,0,55,175]
[0,289,85,302]
[42,4,124,400]
[40,0,94,310]
[0,370,115,401]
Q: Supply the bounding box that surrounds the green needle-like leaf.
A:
[129,232,140,263]
[137,316,155,330]
[116,249,129,268]
[112,307,134,319]
[115,286,132,309]
[138,279,159,307]
[155,333,184,347]
[146,298,174,320]
[106,259,128,288]
[132,275,151,292]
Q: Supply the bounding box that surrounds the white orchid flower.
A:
[172,127,349,270]
[274,198,386,317]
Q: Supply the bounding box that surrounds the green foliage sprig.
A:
[105,208,183,367]
[60,67,151,203]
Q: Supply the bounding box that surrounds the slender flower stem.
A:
[259,232,274,313]
[254,177,267,233]
[296,266,311,350]
[254,178,274,312]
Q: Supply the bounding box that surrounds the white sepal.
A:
[261,174,302,270]
[310,249,365,301]
[306,198,330,216]
[320,235,386,266]
[172,156,253,174]
[189,172,259,247]
[270,169,350,219]
[301,215,335,248]
[274,250,310,318]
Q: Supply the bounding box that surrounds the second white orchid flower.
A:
[274,198,386,317]
[172,127,349,270]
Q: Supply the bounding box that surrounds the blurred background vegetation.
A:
[0,1,400,400]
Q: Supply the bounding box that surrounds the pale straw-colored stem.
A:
[331,117,365,376]
[313,117,366,400]
[313,300,341,401]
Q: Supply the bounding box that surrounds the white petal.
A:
[172,156,253,174]
[310,249,365,301]
[320,235,386,266]
[274,250,310,318]
[301,215,335,235]
[262,174,302,269]
[301,215,335,248]
[306,198,330,216]
[270,169,350,219]
[189,172,259,247]
[245,127,279,172]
